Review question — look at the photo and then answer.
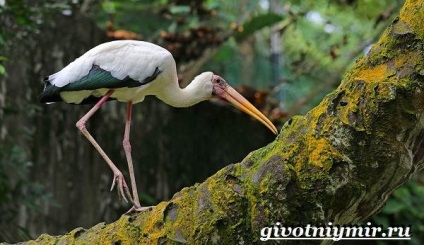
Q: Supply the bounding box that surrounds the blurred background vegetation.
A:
[0,0,422,244]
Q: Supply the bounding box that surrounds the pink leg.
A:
[76,90,133,203]
[123,102,151,213]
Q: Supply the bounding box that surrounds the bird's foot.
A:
[110,172,133,204]
[125,205,153,214]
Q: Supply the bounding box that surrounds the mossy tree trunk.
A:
[19,0,424,244]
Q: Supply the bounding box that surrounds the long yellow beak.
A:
[223,86,278,135]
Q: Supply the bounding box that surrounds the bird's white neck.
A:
[156,73,213,108]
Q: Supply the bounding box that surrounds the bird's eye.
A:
[212,75,227,88]
[217,78,226,87]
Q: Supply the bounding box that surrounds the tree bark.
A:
[12,0,424,244]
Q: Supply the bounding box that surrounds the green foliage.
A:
[180,0,403,115]
[235,13,283,42]
[93,0,223,40]
[271,0,403,112]
[89,0,403,111]
[373,173,424,244]
[90,0,405,115]
[0,56,8,76]
[0,0,77,45]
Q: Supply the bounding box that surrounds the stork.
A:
[40,40,278,212]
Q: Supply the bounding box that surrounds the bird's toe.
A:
[110,173,133,203]
[125,205,153,214]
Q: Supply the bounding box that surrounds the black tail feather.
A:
[39,82,63,103]
[39,81,116,105]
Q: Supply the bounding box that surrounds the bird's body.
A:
[42,41,176,104]
[40,40,277,212]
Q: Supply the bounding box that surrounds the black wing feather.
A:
[40,65,162,104]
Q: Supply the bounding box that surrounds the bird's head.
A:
[203,73,278,135]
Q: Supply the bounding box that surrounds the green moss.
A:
[33,234,58,244]
[399,1,424,39]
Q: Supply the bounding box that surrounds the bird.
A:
[40,40,278,212]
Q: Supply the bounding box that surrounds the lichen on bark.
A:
[14,0,424,244]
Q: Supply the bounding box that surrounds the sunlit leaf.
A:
[205,0,219,9]
[169,5,190,14]
[0,65,5,75]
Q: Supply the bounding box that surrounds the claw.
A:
[124,186,133,203]
[110,175,116,191]
[110,173,133,204]
[117,183,129,203]
[125,205,153,214]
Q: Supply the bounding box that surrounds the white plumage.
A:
[40,40,277,213]
[50,41,172,87]
[46,40,181,104]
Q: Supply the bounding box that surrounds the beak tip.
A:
[224,86,279,136]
